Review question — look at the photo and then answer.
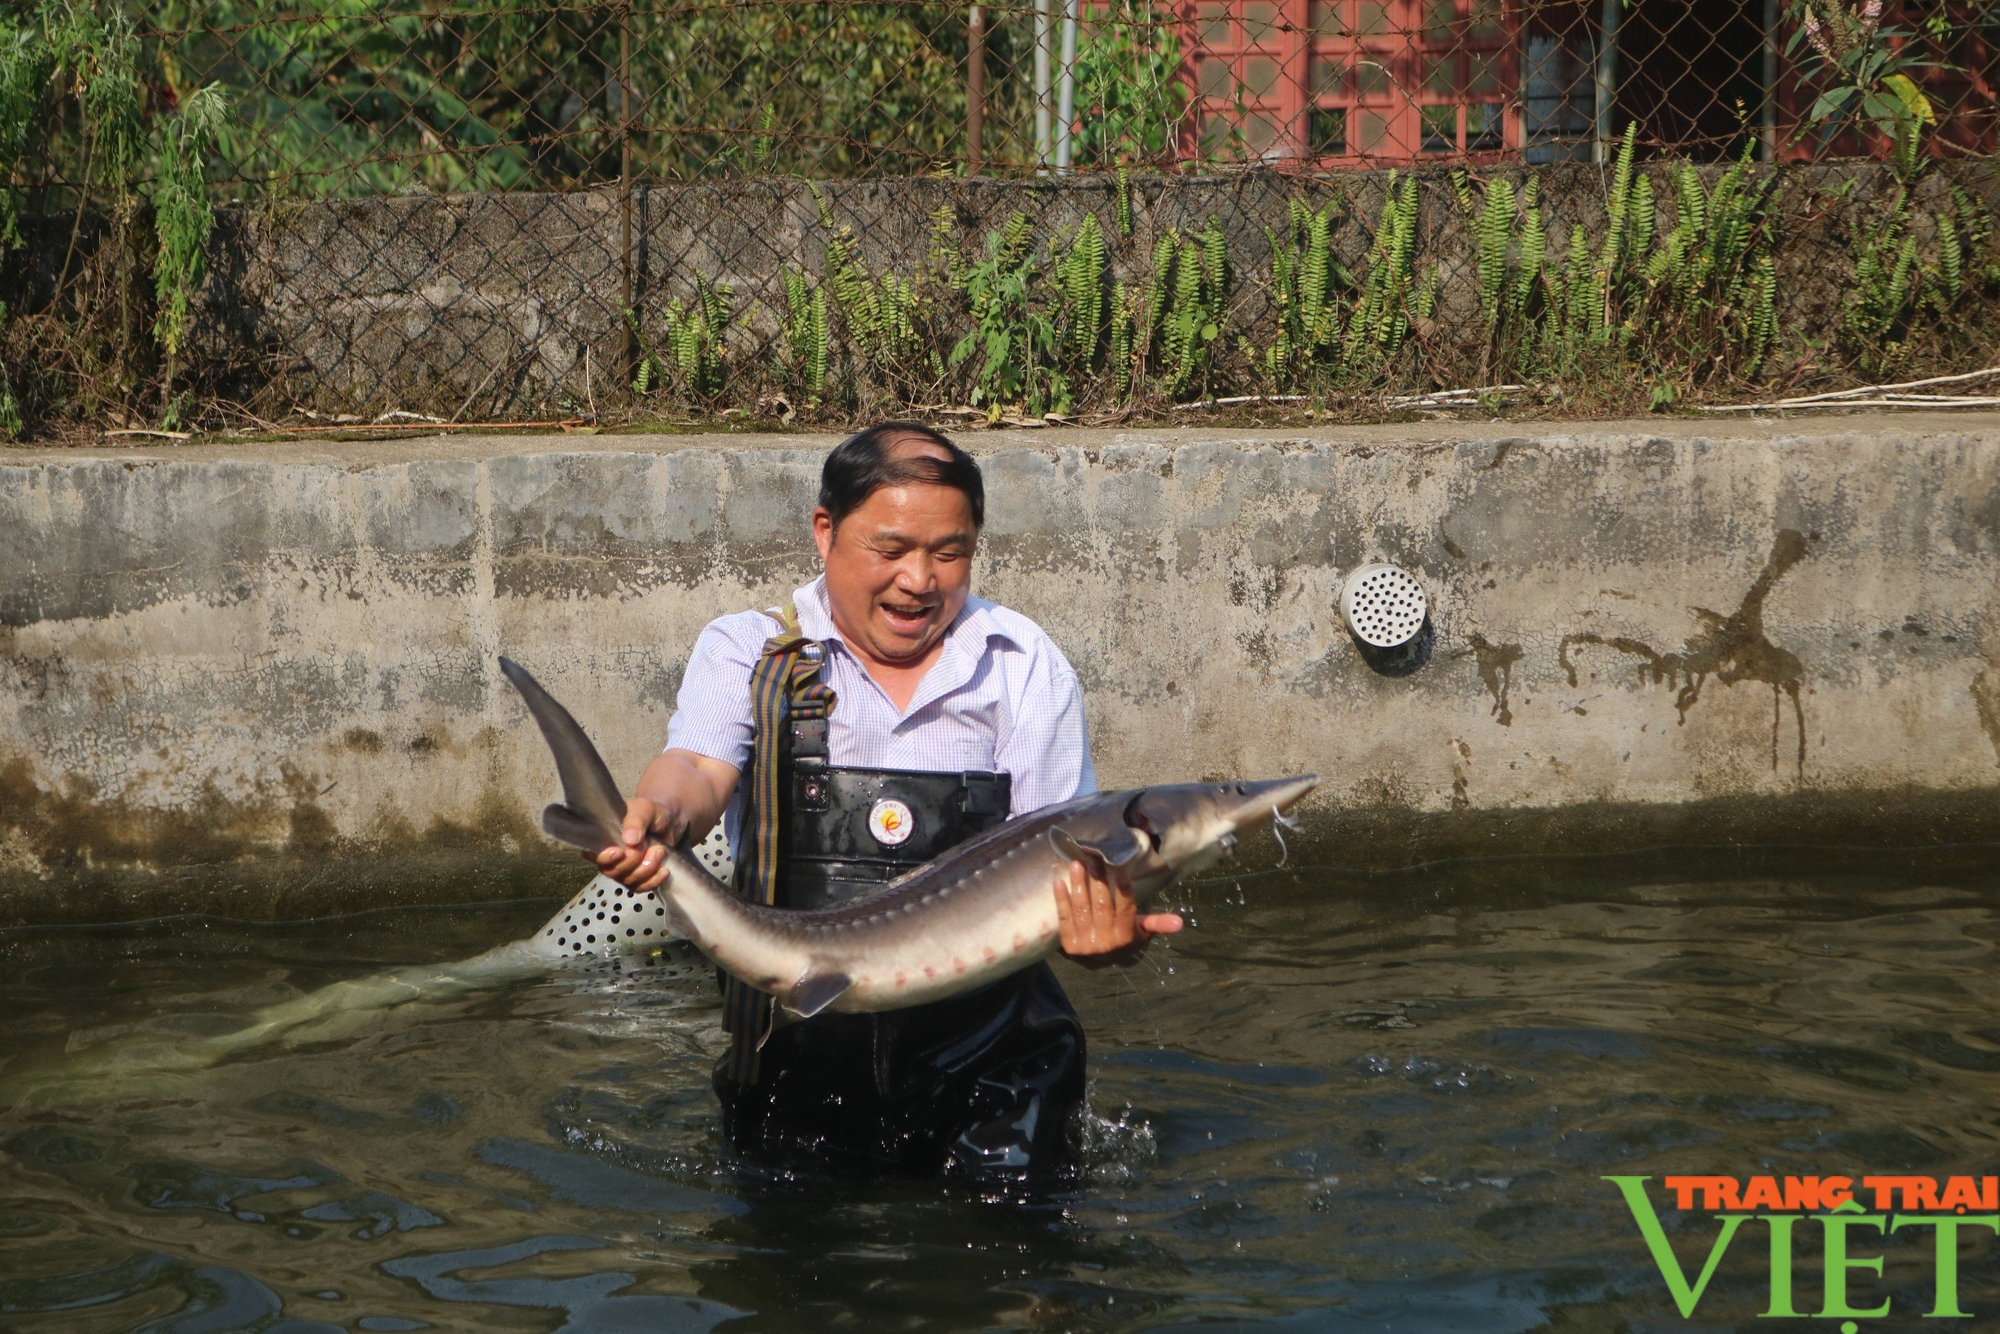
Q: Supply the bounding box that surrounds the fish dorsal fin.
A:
[1050,826,1147,869]
[780,969,852,1020]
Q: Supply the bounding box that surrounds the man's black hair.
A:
[819,422,984,530]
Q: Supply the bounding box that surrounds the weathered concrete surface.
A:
[3,414,1999,924]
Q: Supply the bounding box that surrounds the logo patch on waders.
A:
[868,798,915,846]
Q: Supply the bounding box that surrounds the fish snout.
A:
[1220,774,1320,831]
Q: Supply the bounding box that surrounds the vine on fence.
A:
[152,82,228,415]
[1787,0,1944,162]
[0,2,228,437]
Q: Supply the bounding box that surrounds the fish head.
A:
[1125,774,1321,883]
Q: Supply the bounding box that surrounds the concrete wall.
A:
[4,415,1999,924]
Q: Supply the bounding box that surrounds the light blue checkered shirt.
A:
[666,576,1096,852]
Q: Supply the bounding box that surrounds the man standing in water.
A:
[592,423,1177,1184]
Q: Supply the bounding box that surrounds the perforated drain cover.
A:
[1339,563,1428,648]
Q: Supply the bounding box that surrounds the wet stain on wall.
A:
[1559,530,1809,774]
[0,753,540,875]
[0,757,285,872]
[1462,635,1524,725]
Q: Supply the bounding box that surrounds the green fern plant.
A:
[1109,280,1136,400]
[1951,184,1999,288]
[1475,178,1515,321]
[1621,141,1779,380]
[626,306,654,395]
[815,189,935,397]
[1134,219,1228,398]
[1508,177,1546,322]
[751,103,778,168]
[1743,252,1778,377]
[1840,176,1987,374]
[1517,132,1778,391]
[1341,173,1428,372]
[1050,212,1107,377]
[780,267,830,403]
[1456,173,1548,384]
[1591,125,1641,342]
[660,279,733,398]
[1550,221,1596,351]
[1844,196,1924,370]
[1263,195,1351,388]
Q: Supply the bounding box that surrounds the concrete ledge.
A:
[4,415,1999,923]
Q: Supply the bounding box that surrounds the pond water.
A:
[5,846,2000,1332]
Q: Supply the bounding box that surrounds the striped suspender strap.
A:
[720,602,834,1084]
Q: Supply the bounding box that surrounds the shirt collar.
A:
[792,576,841,643]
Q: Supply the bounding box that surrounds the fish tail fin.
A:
[498,656,627,852]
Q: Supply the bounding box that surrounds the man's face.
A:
[812,449,978,668]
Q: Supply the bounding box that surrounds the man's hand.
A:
[594,796,685,895]
[1054,859,1183,967]
[590,748,740,895]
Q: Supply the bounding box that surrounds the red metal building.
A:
[1179,0,1995,164]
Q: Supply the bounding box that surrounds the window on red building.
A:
[1188,0,1524,162]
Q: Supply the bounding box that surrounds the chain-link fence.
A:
[15,0,1993,198]
[1,0,1997,435]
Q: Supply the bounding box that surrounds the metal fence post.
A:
[1594,0,1621,163]
[1762,0,1780,162]
[968,4,985,173]
[620,0,636,387]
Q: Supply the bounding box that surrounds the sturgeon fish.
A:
[0,663,1315,1108]
[498,657,1319,1020]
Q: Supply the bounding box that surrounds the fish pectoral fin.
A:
[779,969,853,1020]
[1050,825,1147,869]
[541,803,616,852]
